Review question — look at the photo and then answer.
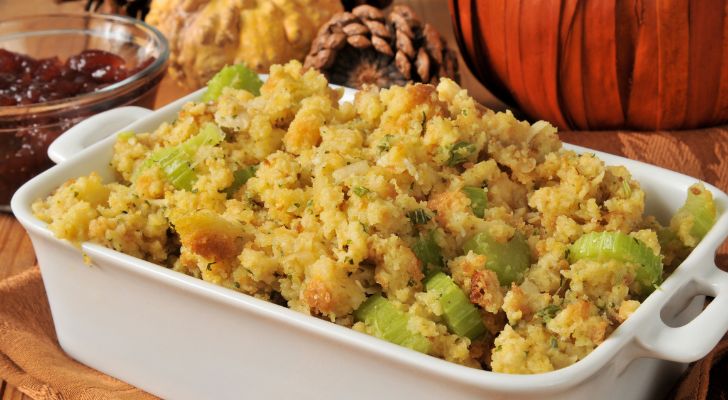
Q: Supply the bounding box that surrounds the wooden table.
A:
[1,1,727,399]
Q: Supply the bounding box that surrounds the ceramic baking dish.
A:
[11,86,728,400]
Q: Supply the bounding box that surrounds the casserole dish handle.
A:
[48,106,153,164]
[636,266,728,363]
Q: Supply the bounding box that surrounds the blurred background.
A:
[0,0,504,110]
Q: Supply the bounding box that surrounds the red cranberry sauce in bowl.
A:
[0,13,168,210]
[0,49,153,106]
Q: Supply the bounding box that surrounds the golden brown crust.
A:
[469,269,504,314]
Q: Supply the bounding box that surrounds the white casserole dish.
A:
[11,85,728,400]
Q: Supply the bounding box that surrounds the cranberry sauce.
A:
[0,48,151,106]
[0,48,157,207]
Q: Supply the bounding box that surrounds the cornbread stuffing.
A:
[33,61,713,374]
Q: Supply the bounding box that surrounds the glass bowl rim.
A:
[0,12,169,116]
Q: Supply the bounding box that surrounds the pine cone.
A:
[304,5,459,89]
[84,0,151,19]
[341,0,392,11]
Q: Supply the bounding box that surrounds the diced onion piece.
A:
[332,160,368,182]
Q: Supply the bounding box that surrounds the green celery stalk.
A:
[135,122,225,191]
[202,64,263,102]
[462,186,488,218]
[569,231,663,296]
[674,183,717,243]
[225,165,257,198]
[412,230,443,276]
[463,232,531,286]
[355,294,431,354]
[425,272,485,340]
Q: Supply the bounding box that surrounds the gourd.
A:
[145,0,343,89]
[449,0,728,130]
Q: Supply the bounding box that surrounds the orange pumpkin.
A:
[449,0,728,131]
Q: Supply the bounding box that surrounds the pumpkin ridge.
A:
[559,0,589,129]
[655,0,690,130]
[581,0,626,129]
[684,0,723,128]
[578,1,592,130]
[625,0,659,129]
[503,1,527,116]
[462,0,486,89]
[554,0,570,129]
[543,1,569,128]
[519,0,568,128]
[448,1,470,75]
[512,0,539,121]
[473,0,514,105]
[712,0,728,123]
[614,0,639,125]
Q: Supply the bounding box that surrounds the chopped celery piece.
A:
[182,122,226,151]
[462,186,488,218]
[425,272,485,339]
[136,122,225,191]
[448,141,475,166]
[225,165,257,198]
[463,232,530,286]
[673,183,717,243]
[354,294,431,353]
[569,231,663,296]
[157,148,196,190]
[412,230,443,275]
[202,64,263,102]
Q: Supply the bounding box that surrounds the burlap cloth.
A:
[0,128,726,400]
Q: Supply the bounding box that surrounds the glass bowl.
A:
[0,13,168,210]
